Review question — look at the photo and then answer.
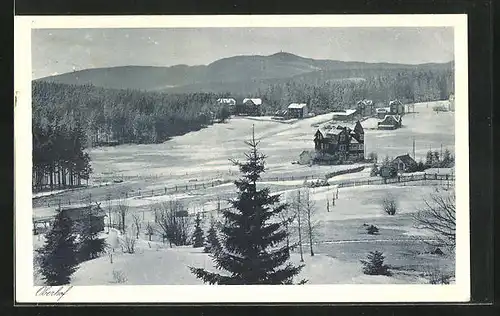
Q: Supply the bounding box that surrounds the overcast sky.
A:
[32,27,454,79]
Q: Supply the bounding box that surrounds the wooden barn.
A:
[287,103,308,118]
[60,204,107,232]
[33,204,107,235]
[235,98,262,116]
[392,154,417,172]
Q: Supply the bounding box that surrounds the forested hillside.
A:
[255,67,454,113]
[33,64,454,148]
[33,81,226,146]
[37,52,453,94]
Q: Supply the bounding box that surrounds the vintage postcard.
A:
[14,14,469,303]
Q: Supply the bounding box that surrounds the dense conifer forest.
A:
[32,66,453,191]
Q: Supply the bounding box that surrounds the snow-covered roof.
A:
[217,98,236,103]
[288,103,307,109]
[350,137,360,144]
[376,107,391,113]
[326,128,342,136]
[393,154,416,165]
[379,115,401,125]
[243,98,262,105]
[357,99,373,106]
[332,109,357,116]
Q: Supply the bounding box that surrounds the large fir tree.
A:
[192,213,205,248]
[190,127,304,284]
[36,211,79,285]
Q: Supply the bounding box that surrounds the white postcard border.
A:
[14,14,469,303]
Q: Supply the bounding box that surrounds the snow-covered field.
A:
[33,184,455,286]
[32,100,456,285]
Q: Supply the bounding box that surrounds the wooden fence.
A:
[335,173,455,189]
[35,172,454,210]
[35,179,232,208]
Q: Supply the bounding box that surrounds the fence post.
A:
[151,189,154,197]
[165,187,167,194]
[125,192,128,198]
[175,185,178,191]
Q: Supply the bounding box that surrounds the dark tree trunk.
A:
[49,164,54,190]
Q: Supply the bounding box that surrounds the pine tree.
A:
[425,150,434,167]
[203,218,219,253]
[192,213,205,248]
[36,211,79,285]
[190,127,305,284]
[77,206,107,262]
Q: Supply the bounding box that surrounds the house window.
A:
[340,134,345,141]
[339,145,346,151]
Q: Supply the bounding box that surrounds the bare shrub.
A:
[131,213,142,239]
[426,269,452,285]
[116,200,129,233]
[381,194,398,215]
[145,222,155,241]
[302,189,320,257]
[120,232,137,254]
[155,201,191,247]
[110,270,127,284]
[412,192,455,248]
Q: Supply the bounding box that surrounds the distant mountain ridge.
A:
[36,52,454,93]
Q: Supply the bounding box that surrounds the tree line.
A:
[252,68,454,115]
[33,81,231,146]
[32,115,92,192]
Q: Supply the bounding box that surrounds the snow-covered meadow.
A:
[32,100,456,285]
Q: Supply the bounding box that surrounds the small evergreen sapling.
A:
[192,213,205,248]
[366,225,379,235]
[360,251,391,276]
[203,218,219,253]
[36,211,79,285]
